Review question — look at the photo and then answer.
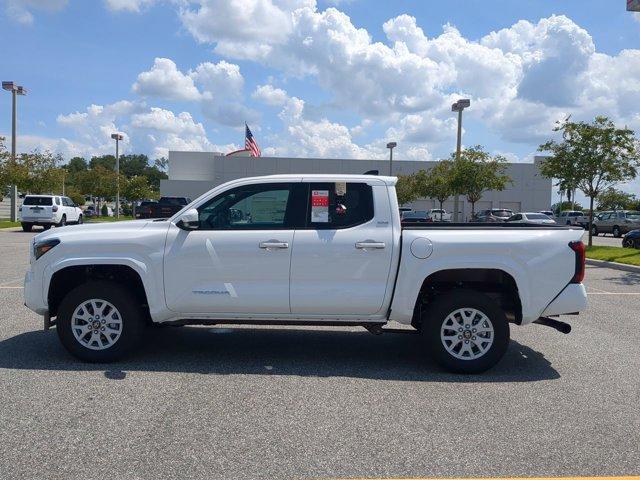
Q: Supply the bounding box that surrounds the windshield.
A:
[23,196,53,206]
[526,213,551,219]
[403,211,427,218]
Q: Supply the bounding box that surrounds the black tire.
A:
[635,239,640,250]
[21,222,33,232]
[58,214,67,228]
[42,224,51,230]
[613,226,621,238]
[591,225,598,236]
[421,289,510,374]
[77,214,83,225]
[56,281,145,362]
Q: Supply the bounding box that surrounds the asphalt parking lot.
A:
[0,228,639,480]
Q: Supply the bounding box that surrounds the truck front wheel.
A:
[56,281,144,362]
[421,289,510,374]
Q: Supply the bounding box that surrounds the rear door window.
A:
[306,182,374,229]
[23,196,53,206]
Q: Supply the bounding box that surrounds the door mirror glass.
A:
[176,208,200,230]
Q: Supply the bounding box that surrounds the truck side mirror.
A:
[176,208,200,230]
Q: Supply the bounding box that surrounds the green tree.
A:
[89,155,116,171]
[76,165,119,213]
[540,116,640,246]
[120,154,149,178]
[1,150,65,194]
[395,174,419,206]
[122,175,154,201]
[66,157,88,174]
[451,146,511,218]
[415,161,454,219]
[65,186,86,206]
[596,187,636,211]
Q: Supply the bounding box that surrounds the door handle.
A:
[259,241,289,249]
[355,241,386,249]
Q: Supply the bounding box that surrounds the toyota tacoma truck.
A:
[23,175,587,373]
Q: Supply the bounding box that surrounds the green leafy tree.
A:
[451,146,512,218]
[89,155,116,171]
[122,175,154,201]
[66,157,88,174]
[395,174,419,206]
[1,150,65,194]
[65,186,86,207]
[76,165,119,213]
[415,161,454,219]
[596,187,636,211]
[540,116,640,246]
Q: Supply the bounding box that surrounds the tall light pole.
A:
[386,141,397,176]
[111,133,123,220]
[2,81,27,222]
[451,98,470,222]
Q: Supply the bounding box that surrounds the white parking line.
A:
[0,286,23,289]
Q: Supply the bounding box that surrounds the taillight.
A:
[52,205,58,212]
[569,241,585,283]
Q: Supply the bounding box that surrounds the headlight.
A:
[34,239,60,260]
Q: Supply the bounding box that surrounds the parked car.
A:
[622,229,640,249]
[591,210,640,237]
[425,208,451,222]
[24,174,587,374]
[401,210,429,224]
[473,209,514,222]
[538,210,554,217]
[505,212,556,224]
[136,196,191,219]
[19,195,83,232]
[557,210,588,228]
[134,200,159,219]
[399,207,412,219]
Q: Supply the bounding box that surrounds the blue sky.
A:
[1,0,640,197]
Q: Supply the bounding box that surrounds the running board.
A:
[533,316,571,334]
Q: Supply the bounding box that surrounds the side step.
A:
[364,325,419,335]
[533,316,571,334]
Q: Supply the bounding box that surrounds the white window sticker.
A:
[311,190,329,223]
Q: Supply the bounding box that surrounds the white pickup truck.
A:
[24,175,587,373]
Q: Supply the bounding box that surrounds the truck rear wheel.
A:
[56,281,144,362]
[421,289,510,374]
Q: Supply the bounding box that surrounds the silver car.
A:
[505,212,557,224]
[592,210,640,237]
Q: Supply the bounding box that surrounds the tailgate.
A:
[21,204,54,220]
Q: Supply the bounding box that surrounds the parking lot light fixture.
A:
[386,141,397,176]
[451,99,470,222]
[3,81,27,222]
[111,133,124,220]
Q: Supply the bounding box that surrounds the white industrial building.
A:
[161,151,552,219]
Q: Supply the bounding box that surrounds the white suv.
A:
[20,195,84,232]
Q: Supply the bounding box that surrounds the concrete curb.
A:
[586,258,640,274]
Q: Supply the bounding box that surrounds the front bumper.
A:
[23,269,48,315]
[541,283,587,317]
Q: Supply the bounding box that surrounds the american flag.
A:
[245,123,261,157]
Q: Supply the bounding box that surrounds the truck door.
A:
[164,182,305,315]
[289,181,394,316]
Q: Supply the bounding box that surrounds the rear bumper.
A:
[541,283,587,317]
[20,216,57,224]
